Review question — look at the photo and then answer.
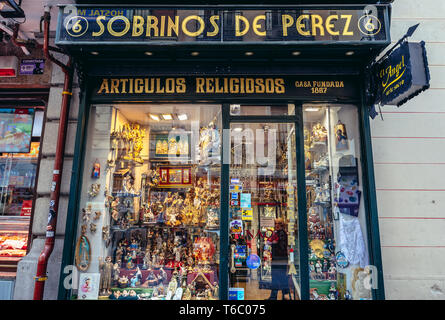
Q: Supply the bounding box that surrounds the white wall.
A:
[371,0,445,300]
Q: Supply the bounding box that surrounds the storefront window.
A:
[303,104,372,300]
[229,104,295,116]
[228,120,300,300]
[73,104,221,300]
[0,108,42,268]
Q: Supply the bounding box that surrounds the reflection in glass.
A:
[228,122,300,300]
[73,104,221,300]
[304,105,371,300]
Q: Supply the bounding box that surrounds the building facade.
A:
[0,0,442,300]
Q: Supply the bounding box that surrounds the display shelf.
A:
[112,192,141,197]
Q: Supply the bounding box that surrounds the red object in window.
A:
[0,69,16,77]
[20,200,33,217]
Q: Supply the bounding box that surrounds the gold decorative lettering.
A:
[110,79,120,93]
[176,78,186,93]
[107,16,130,37]
[296,15,310,36]
[196,78,205,93]
[135,78,144,94]
[120,79,128,93]
[167,16,179,37]
[132,16,144,37]
[282,14,294,37]
[235,15,249,37]
[97,79,109,94]
[311,15,325,36]
[341,15,353,36]
[207,15,220,37]
[146,16,159,37]
[253,15,266,36]
[275,78,285,94]
[92,16,106,37]
[326,15,339,36]
[182,15,205,37]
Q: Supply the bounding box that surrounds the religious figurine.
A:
[167,271,179,298]
[115,243,124,264]
[81,208,90,224]
[328,265,337,280]
[93,211,101,220]
[315,260,322,279]
[213,282,219,299]
[128,290,139,300]
[312,123,328,143]
[145,268,159,287]
[329,283,338,300]
[102,226,110,247]
[182,283,192,300]
[91,160,100,179]
[143,249,151,269]
[118,275,129,288]
[352,270,372,300]
[125,251,135,269]
[99,256,113,296]
[88,183,101,198]
[159,267,168,284]
[112,263,120,286]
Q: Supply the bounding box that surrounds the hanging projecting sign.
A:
[374,41,430,107]
[56,5,389,45]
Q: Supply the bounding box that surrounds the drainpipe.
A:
[32,5,74,300]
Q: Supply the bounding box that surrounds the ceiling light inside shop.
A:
[345,51,355,56]
[144,51,153,56]
[292,51,301,56]
[149,114,160,121]
[191,51,200,56]
[245,51,254,56]
[177,114,188,121]
[305,107,320,112]
[162,114,173,120]
[233,127,243,132]
[90,51,99,55]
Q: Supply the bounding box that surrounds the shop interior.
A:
[72,103,371,300]
[0,108,43,274]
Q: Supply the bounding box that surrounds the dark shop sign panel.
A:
[56,5,389,45]
[375,41,431,107]
[91,76,359,101]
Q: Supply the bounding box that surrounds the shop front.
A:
[55,4,389,300]
[0,88,47,297]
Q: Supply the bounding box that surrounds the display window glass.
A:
[0,108,42,266]
[73,104,221,300]
[303,104,372,300]
[228,117,300,300]
[72,102,374,300]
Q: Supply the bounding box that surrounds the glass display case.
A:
[72,104,222,300]
[303,104,371,300]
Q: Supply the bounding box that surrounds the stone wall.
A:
[371,0,445,300]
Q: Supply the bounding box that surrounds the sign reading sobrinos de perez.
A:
[56,5,389,44]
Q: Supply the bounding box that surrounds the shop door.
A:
[224,105,302,300]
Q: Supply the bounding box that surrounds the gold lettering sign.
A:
[96,77,287,95]
[63,9,385,41]
[93,76,356,99]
